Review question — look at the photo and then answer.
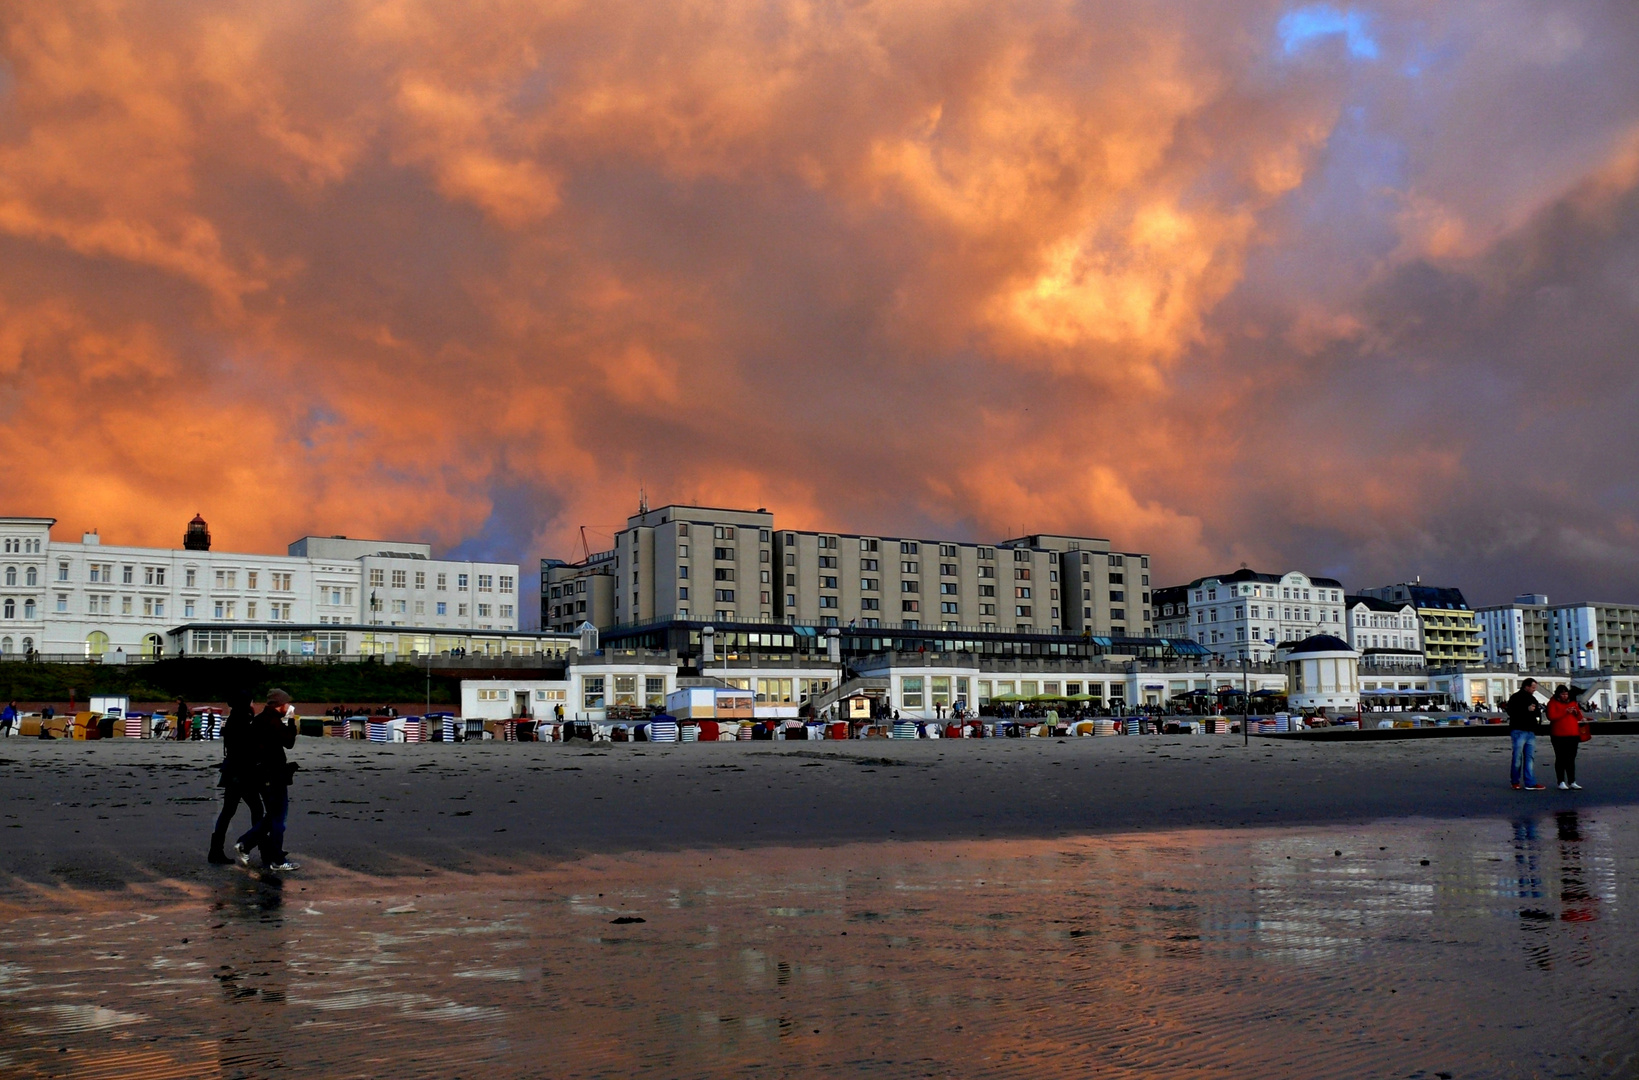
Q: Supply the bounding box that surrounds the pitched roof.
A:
[1346,593,1413,613]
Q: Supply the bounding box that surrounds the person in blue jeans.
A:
[237,688,300,871]
[1503,678,1546,790]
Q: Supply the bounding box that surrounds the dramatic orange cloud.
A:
[2,0,1638,605]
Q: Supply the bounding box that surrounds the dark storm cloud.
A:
[0,0,1636,604]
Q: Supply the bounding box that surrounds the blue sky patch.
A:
[1279,5,1379,59]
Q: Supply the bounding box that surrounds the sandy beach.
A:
[3,733,1635,890]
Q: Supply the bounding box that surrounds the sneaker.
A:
[268,861,300,872]
[1525,784,1547,790]
[1511,783,1522,790]
[207,850,233,865]
[1570,782,1582,790]
[234,842,251,867]
[1558,782,1569,790]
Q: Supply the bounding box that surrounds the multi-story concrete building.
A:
[1002,534,1152,637]
[1477,594,1554,670]
[1159,569,1347,662]
[1479,594,1639,672]
[1343,594,1424,671]
[0,514,519,658]
[583,503,1153,638]
[542,551,616,632]
[1358,582,1484,668]
[776,531,1072,633]
[610,505,776,626]
[1541,601,1639,671]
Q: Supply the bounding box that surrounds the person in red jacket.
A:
[1545,685,1587,790]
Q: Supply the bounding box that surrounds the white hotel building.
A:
[1154,569,1347,663]
[0,515,519,658]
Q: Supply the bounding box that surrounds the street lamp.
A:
[1242,645,1250,748]
[826,627,842,728]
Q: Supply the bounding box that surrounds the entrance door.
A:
[514,691,531,719]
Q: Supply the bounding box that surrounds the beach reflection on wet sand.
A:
[1,809,1634,1079]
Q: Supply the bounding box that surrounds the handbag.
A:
[1578,720,1592,743]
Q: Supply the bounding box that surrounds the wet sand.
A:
[4,738,1638,1078]
[2,733,1635,889]
[1,810,1635,1078]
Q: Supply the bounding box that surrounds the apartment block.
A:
[542,551,616,632]
[774,528,1147,635]
[611,506,776,626]
[1476,594,1554,670]
[1480,595,1639,672]
[1005,534,1152,637]
[775,531,1058,632]
[1359,582,1484,668]
[565,504,1152,637]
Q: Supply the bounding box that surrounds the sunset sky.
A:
[2,1,1637,608]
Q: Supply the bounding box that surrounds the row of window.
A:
[580,674,671,709]
[1355,613,1417,629]
[1196,583,1340,604]
[1196,605,1341,624]
[671,524,772,543]
[1,538,42,553]
[788,536,986,558]
[77,564,302,591]
[3,593,511,623]
[365,570,512,592]
[378,599,512,618]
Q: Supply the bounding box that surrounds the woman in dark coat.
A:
[208,689,264,864]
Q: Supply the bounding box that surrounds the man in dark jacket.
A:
[209,689,263,864]
[239,689,300,871]
[1504,678,1546,790]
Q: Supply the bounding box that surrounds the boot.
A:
[207,838,233,864]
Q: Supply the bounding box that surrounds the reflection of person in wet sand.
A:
[1556,811,1598,928]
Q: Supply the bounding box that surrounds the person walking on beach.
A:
[176,699,192,741]
[1546,684,1588,790]
[1,701,15,737]
[238,689,300,871]
[209,690,264,864]
[1505,678,1546,790]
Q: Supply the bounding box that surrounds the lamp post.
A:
[1242,645,1250,748]
[826,627,842,729]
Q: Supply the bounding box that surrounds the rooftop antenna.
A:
[639,486,649,515]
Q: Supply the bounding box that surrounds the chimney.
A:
[82,530,100,546]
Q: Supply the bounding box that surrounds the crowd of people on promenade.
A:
[208,688,300,873]
[1505,679,1593,791]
